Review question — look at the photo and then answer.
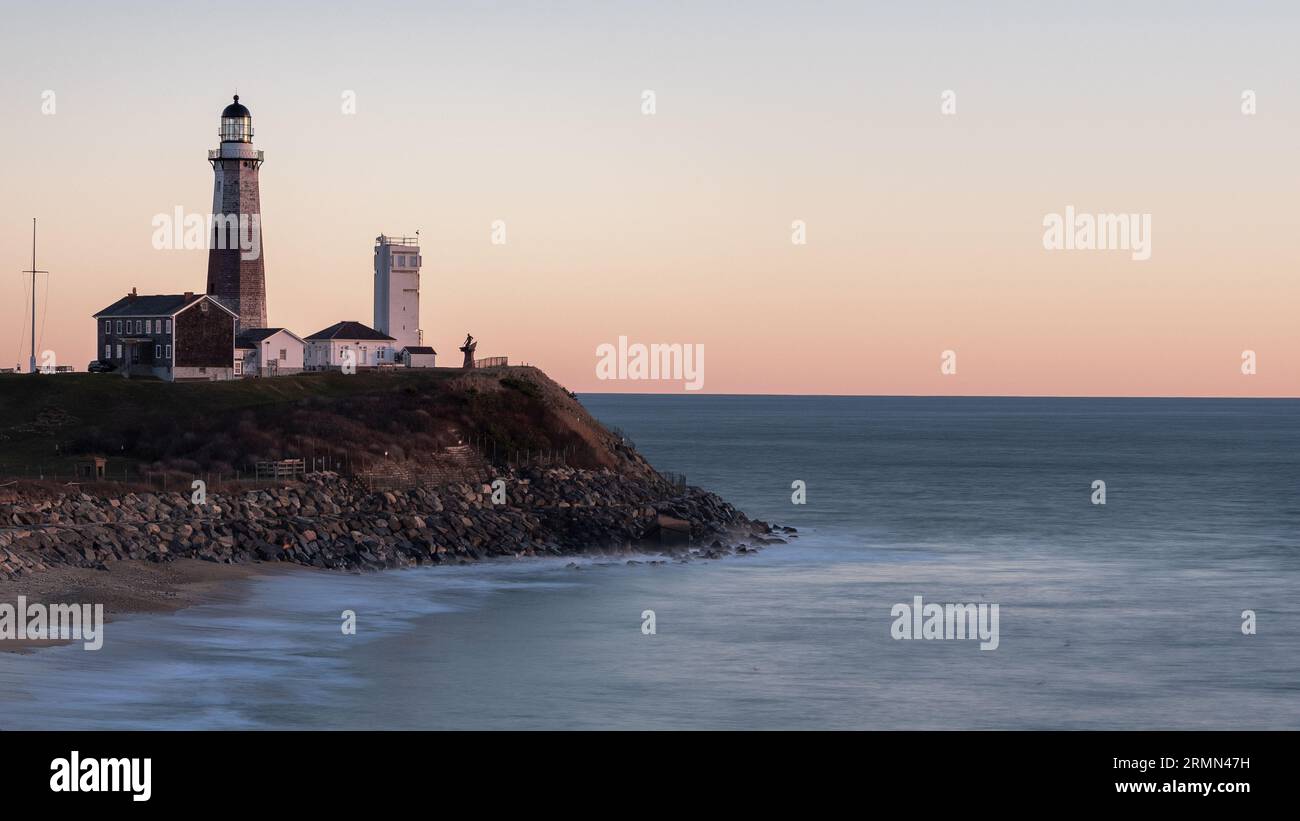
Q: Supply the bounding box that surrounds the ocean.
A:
[1,396,1297,729]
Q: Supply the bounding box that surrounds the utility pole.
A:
[21,218,47,374]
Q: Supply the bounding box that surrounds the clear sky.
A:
[2,1,1296,395]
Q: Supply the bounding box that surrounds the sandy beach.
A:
[0,558,294,653]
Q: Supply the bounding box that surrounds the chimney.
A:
[127,287,138,301]
[183,291,194,301]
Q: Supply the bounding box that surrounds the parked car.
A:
[87,360,117,373]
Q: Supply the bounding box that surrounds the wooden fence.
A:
[255,459,305,480]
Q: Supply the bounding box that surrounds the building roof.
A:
[305,321,395,341]
[221,94,250,119]
[93,292,217,318]
[236,327,304,347]
[404,346,437,355]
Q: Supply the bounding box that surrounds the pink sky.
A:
[2,2,1296,396]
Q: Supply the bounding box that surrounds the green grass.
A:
[0,368,569,478]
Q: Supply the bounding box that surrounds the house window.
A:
[115,344,122,358]
[234,361,242,375]
[396,255,404,266]
[279,348,286,361]
[155,344,161,358]
[165,344,172,358]
[166,319,172,333]
[104,344,111,359]
[104,320,110,333]
[115,320,122,334]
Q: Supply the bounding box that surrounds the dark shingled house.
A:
[93,289,237,381]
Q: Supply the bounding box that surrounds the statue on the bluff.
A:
[460,334,477,369]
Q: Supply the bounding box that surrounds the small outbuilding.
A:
[401,346,437,368]
[75,456,108,480]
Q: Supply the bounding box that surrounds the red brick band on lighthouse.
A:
[205,94,267,330]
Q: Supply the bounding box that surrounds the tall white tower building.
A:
[373,234,423,356]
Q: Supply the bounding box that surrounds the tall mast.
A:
[21,218,47,374]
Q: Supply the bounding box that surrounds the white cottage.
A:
[235,328,306,377]
[304,321,396,371]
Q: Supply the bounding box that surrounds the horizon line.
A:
[574,391,1300,400]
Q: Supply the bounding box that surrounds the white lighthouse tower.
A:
[373,234,423,359]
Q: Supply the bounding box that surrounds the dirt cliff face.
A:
[444,367,664,481]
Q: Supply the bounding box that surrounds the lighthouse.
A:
[205,94,267,330]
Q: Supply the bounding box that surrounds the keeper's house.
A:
[93,289,237,381]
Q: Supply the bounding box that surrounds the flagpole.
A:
[22,218,48,374]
